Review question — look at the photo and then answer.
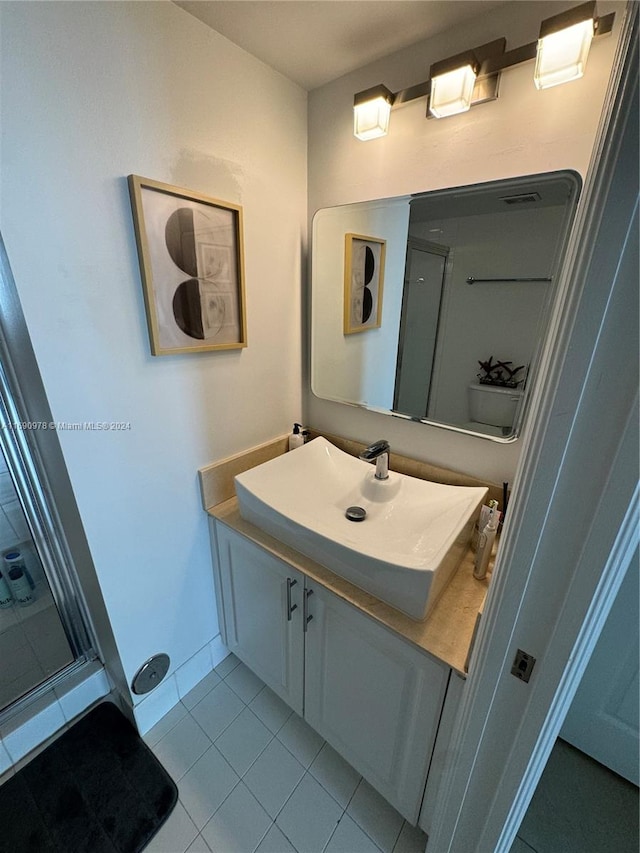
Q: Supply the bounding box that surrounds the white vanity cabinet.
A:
[211,519,452,824]
[214,522,305,715]
[304,582,450,823]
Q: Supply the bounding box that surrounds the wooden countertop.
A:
[209,498,491,677]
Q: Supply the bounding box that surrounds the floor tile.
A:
[244,737,306,819]
[190,680,245,742]
[509,837,537,853]
[143,701,188,748]
[517,739,639,853]
[392,820,428,853]
[181,670,222,711]
[276,772,343,853]
[201,782,271,853]
[1,664,46,710]
[0,470,15,503]
[277,712,324,768]
[144,801,198,853]
[326,813,383,852]
[2,696,66,764]
[23,605,69,650]
[225,661,266,704]
[179,744,240,830]
[4,708,67,771]
[255,824,297,853]
[0,622,29,653]
[185,835,212,853]
[0,604,18,634]
[5,640,38,675]
[4,500,30,539]
[214,707,273,776]
[310,742,361,808]
[215,653,241,679]
[55,665,110,723]
[250,685,293,734]
[347,779,404,853]
[152,714,211,782]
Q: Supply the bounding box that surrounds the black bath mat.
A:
[0,701,177,853]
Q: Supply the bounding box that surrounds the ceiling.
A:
[174,1,508,91]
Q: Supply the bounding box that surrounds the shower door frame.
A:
[393,238,449,420]
[0,236,98,719]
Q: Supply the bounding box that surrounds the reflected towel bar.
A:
[466,276,552,284]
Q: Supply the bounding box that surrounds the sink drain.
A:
[345,506,367,522]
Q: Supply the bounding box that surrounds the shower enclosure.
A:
[0,236,98,721]
[0,449,76,709]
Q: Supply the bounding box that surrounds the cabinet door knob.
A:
[304,587,314,631]
[286,577,298,621]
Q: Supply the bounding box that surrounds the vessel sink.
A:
[234,437,487,620]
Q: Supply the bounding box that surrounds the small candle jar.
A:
[4,550,35,590]
[0,572,13,608]
[6,566,33,606]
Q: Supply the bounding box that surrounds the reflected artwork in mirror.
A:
[311,171,581,442]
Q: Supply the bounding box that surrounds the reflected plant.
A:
[477,357,525,388]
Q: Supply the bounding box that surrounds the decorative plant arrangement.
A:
[477,357,525,388]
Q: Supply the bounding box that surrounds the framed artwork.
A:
[343,233,386,335]
[128,175,247,355]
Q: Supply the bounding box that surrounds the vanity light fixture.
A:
[534,1,597,89]
[353,84,395,141]
[352,1,614,140]
[429,50,480,118]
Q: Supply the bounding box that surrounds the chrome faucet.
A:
[359,439,390,480]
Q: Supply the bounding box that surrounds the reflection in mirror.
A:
[311,172,581,442]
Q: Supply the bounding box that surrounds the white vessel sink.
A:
[234,437,487,620]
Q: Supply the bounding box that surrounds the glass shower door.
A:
[0,234,96,719]
[0,445,74,709]
[393,243,448,419]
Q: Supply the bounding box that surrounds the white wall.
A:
[0,1,306,705]
[311,198,410,409]
[306,0,623,483]
[423,204,565,425]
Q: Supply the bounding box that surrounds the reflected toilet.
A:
[465,382,524,437]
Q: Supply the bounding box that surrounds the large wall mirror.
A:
[311,171,581,442]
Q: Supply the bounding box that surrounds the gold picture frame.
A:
[343,233,386,335]
[128,175,247,355]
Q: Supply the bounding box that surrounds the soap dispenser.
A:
[288,423,304,450]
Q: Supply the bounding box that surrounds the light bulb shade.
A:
[353,85,394,140]
[534,2,595,89]
[429,64,477,118]
[428,50,479,119]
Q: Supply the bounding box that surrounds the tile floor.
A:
[145,653,639,853]
[143,653,428,853]
[512,738,639,853]
[0,585,74,709]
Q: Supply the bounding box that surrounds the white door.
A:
[215,524,305,715]
[561,553,639,785]
[303,582,449,823]
[425,20,638,849]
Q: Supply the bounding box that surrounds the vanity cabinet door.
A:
[419,671,464,834]
[214,523,304,715]
[303,582,450,824]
